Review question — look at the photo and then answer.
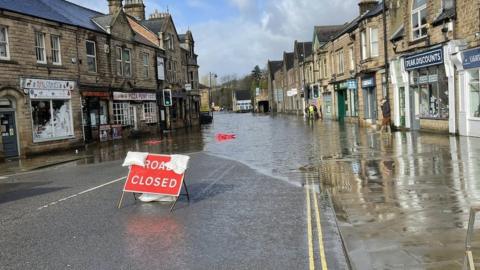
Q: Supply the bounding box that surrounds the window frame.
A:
[142,52,149,78]
[361,30,367,60]
[0,26,10,60]
[349,46,355,71]
[116,46,123,76]
[51,35,62,65]
[123,48,132,77]
[411,0,428,40]
[467,69,480,119]
[338,50,344,74]
[35,32,46,64]
[86,40,97,73]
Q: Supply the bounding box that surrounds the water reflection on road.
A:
[82,112,480,268]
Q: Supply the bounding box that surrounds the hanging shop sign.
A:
[157,57,165,81]
[113,92,156,101]
[404,47,444,71]
[463,47,480,70]
[361,77,375,88]
[287,88,298,97]
[347,79,357,90]
[185,84,192,91]
[22,78,76,91]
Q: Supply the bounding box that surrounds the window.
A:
[323,58,327,78]
[31,99,74,142]
[0,26,10,60]
[443,0,454,10]
[349,46,354,71]
[412,0,427,40]
[35,32,46,63]
[370,28,379,57]
[338,50,344,74]
[123,48,131,77]
[86,40,97,72]
[361,30,367,60]
[51,35,61,65]
[113,102,132,126]
[142,53,149,78]
[143,102,157,123]
[468,70,480,118]
[410,66,449,119]
[116,47,123,76]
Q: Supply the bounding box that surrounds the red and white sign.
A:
[123,154,185,196]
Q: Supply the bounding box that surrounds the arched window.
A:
[412,0,427,40]
[0,98,12,108]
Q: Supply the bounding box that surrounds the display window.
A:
[468,69,480,118]
[113,102,132,126]
[143,102,157,124]
[410,66,449,119]
[31,99,74,142]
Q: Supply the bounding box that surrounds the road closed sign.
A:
[123,154,184,196]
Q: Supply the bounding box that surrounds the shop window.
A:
[411,66,449,119]
[0,26,10,60]
[113,102,132,126]
[31,99,74,142]
[86,40,97,73]
[143,102,157,123]
[99,100,108,125]
[51,35,61,65]
[412,0,427,40]
[468,70,480,118]
[35,32,46,64]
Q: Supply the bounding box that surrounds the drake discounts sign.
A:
[123,154,184,196]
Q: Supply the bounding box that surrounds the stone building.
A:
[267,60,284,112]
[388,0,459,133]
[282,51,298,114]
[293,41,312,115]
[0,0,103,159]
[452,0,480,137]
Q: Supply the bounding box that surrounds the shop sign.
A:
[362,77,375,88]
[22,78,76,91]
[185,84,192,91]
[334,82,348,91]
[404,47,444,71]
[82,91,110,98]
[347,79,357,90]
[287,88,298,97]
[463,48,480,69]
[418,74,438,84]
[29,89,71,100]
[113,92,156,101]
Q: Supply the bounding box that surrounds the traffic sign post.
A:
[163,89,172,107]
[118,154,190,212]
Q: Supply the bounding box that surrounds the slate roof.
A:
[295,42,312,62]
[330,2,384,41]
[314,25,345,43]
[0,0,104,32]
[178,34,186,42]
[91,14,114,31]
[432,8,456,26]
[141,17,168,34]
[268,60,283,76]
[235,90,251,101]
[285,52,294,70]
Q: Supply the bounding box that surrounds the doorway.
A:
[409,87,420,130]
[337,90,346,121]
[399,87,406,127]
[1,111,19,158]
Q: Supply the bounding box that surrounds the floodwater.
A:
[25,112,480,268]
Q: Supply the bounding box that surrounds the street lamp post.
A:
[209,72,217,111]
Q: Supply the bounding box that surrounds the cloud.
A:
[228,0,253,11]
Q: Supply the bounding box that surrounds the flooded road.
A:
[5,112,479,269]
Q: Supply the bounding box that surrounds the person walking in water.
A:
[380,97,391,133]
[308,104,316,120]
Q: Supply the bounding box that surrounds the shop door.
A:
[323,94,332,119]
[1,111,19,158]
[369,88,377,120]
[337,90,346,121]
[399,87,406,127]
[409,87,420,130]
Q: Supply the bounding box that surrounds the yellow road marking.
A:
[312,185,328,270]
[306,178,315,270]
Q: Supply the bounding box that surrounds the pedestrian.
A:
[308,104,315,120]
[380,97,391,133]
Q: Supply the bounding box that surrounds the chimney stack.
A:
[108,0,122,15]
[124,0,146,21]
[359,0,378,15]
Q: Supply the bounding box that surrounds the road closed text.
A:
[130,175,177,188]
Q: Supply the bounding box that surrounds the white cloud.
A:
[229,0,254,11]
[196,0,358,78]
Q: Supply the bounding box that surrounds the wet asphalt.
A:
[2,112,479,269]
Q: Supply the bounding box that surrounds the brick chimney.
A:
[108,0,122,15]
[124,0,146,20]
[359,0,378,15]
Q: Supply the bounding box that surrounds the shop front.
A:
[361,75,377,124]
[15,78,83,157]
[112,91,158,136]
[458,47,480,137]
[334,81,348,122]
[403,47,449,132]
[81,91,110,142]
[321,86,333,119]
[346,79,358,120]
[391,59,408,128]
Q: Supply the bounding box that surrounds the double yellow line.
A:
[305,177,328,270]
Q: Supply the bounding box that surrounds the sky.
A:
[70,0,358,81]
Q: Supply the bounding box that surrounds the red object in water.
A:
[215,133,236,142]
[144,140,162,145]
